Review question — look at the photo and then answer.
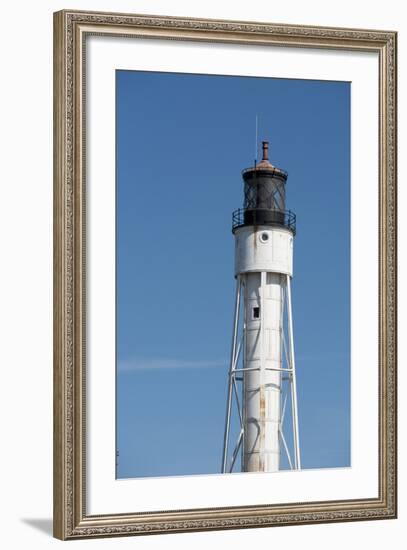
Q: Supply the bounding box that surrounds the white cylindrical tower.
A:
[222,141,300,474]
[237,231,292,472]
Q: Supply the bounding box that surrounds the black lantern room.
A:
[232,141,296,234]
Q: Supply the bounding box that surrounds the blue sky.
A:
[116,70,350,478]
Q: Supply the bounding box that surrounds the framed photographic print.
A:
[53,9,397,540]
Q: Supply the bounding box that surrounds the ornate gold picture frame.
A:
[53,9,397,540]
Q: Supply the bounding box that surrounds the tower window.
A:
[252,307,260,319]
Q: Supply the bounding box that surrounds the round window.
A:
[260,232,269,243]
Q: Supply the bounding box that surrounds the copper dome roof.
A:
[242,141,287,178]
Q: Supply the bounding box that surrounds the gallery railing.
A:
[232,208,296,235]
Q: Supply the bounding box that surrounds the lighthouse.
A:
[222,141,301,474]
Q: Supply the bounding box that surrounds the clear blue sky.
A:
[116,70,350,478]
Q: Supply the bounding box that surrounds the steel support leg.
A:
[221,277,242,473]
[286,274,301,470]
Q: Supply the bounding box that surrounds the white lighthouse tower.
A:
[222,141,301,474]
